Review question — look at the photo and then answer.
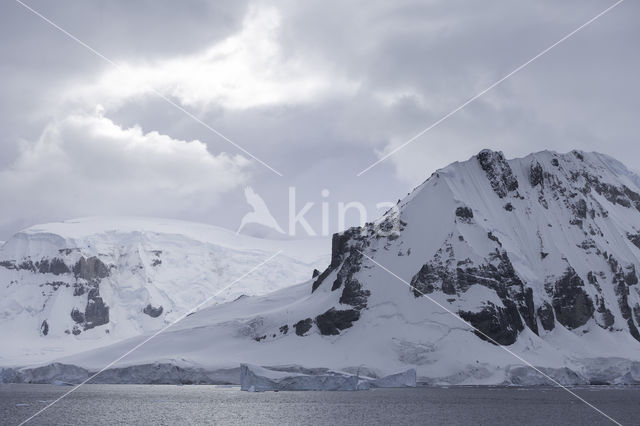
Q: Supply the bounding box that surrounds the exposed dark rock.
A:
[529,162,544,187]
[410,263,437,296]
[151,259,162,267]
[73,283,86,296]
[293,318,313,336]
[84,288,109,330]
[487,232,502,246]
[315,308,360,335]
[573,199,588,219]
[143,304,163,318]
[537,302,555,331]
[612,268,640,341]
[551,158,559,167]
[503,203,514,211]
[551,268,594,330]
[627,232,640,250]
[595,298,615,329]
[459,301,522,345]
[339,276,370,309]
[476,150,519,198]
[312,227,364,292]
[36,258,70,275]
[70,308,85,324]
[624,264,638,285]
[521,287,538,335]
[312,269,320,278]
[40,281,67,291]
[455,206,473,220]
[279,325,288,334]
[40,320,49,336]
[73,257,109,282]
[332,247,362,292]
[575,170,640,212]
[0,260,15,270]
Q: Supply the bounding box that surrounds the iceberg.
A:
[240,364,416,392]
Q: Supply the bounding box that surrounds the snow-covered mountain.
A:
[0,217,329,366]
[6,150,640,385]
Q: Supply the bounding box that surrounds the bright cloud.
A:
[67,6,358,111]
[0,109,250,229]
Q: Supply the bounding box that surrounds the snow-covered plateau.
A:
[3,150,640,387]
[0,217,329,366]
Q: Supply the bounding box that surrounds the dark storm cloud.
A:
[0,0,637,238]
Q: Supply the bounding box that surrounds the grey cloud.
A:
[0,0,637,238]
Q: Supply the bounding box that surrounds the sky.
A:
[0,0,637,240]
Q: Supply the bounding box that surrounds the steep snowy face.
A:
[305,149,640,345]
[0,217,329,364]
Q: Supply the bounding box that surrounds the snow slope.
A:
[0,217,329,366]
[7,150,640,386]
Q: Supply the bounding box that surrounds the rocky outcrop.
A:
[294,318,313,336]
[459,302,522,345]
[315,308,360,336]
[529,161,544,187]
[549,268,594,330]
[477,150,519,198]
[143,304,163,318]
[83,288,109,330]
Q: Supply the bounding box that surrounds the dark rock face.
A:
[571,169,640,212]
[310,227,370,325]
[529,162,544,187]
[410,263,438,296]
[477,150,519,198]
[459,302,522,345]
[143,304,163,318]
[315,308,360,336]
[627,232,640,250]
[537,302,555,331]
[612,265,640,341]
[83,288,109,330]
[279,325,288,334]
[312,269,320,278]
[455,206,473,220]
[1,258,70,275]
[595,298,615,329]
[293,318,312,336]
[411,242,536,339]
[70,308,85,324]
[338,256,370,310]
[40,320,49,336]
[73,257,109,282]
[37,258,71,275]
[312,228,363,292]
[550,268,594,330]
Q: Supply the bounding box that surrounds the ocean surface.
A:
[2,384,639,425]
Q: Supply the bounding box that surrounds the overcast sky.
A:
[0,0,637,240]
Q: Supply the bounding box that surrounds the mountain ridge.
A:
[4,149,640,386]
